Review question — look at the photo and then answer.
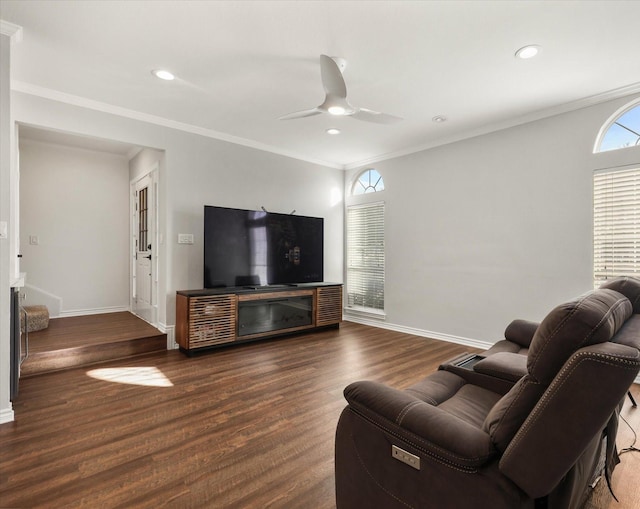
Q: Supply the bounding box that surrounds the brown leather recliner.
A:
[335,283,640,509]
[479,276,640,403]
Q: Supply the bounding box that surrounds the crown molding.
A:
[11,81,344,170]
[0,20,23,43]
[343,81,640,171]
[12,76,640,173]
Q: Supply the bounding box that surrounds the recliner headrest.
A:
[600,276,640,313]
[527,289,632,384]
[483,289,633,452]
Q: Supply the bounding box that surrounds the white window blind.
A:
[594,167,640,287]
[347,202,385,310]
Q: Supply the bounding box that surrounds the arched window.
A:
[347,168,386,314]
[352,168,385,195]
[593,100,640,286]
[595,102,640,153]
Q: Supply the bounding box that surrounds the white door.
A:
[132,174,156,324]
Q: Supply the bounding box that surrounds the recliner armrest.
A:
[344,380,496,468]
[473,352,528,382]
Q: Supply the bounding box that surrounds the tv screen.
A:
[204,205,324,288]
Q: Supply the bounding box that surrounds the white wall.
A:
[19,139,130,315]
[130,147,163,183]
[6,77,640,425]
[13,89,640,345]
[164,129,344,324]
[12,90,345,329]
[0,32,14,423]
[346,93,640,344]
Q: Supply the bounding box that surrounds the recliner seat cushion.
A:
[406,371,501,427]
[405,370,466,405]
[437,384,502,428]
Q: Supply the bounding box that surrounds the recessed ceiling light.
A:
[432,115,447,123]
[326,128,341,135]
[152,69,175,81]
[515,45,541,59]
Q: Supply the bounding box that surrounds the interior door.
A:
[132,174,154,324]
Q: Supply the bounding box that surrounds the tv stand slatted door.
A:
[176,284,342,353]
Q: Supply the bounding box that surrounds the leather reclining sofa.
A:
[335,276,640,509]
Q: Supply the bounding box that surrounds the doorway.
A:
[131,167,159,326]
[16,126,168,374]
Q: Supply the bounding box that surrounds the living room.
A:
[1,1,640,507]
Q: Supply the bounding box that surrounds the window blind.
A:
[347,202,385,310]
[594,167,640,287]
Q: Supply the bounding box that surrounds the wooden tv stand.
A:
[175,283,342,353]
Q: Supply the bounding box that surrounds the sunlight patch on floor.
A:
[86,366,174,387]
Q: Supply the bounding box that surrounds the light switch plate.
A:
[178,234,194,244]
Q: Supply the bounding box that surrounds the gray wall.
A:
[11,91,345,330]
[19,139,130,315]
[346,93,640,343]
[0,33,13,423]
[4,84,639,423]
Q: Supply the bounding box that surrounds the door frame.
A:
[130,165,159,326]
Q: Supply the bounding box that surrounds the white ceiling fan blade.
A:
[279,56,400,125]
[320,55,347,99]
[351,108,403,124]
[278,108,323,120]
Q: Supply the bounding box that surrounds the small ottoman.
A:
[22,305,50,332]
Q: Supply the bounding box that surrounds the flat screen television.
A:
[204,205,324,288]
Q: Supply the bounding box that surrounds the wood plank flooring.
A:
[20,312,167,376]
[1,321,639,508]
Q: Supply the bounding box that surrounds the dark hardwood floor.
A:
[20,312,167,376]
[1,322,639,508]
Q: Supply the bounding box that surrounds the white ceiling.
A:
[3,0,640,169]
[18,124,139,157]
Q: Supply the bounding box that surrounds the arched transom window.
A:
[596,103,640,153]
[352,168,385,195]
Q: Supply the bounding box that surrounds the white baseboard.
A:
[56,305,130,318]
[23,283,63,317]
[157,323,177,350]
[0,406,15,424]
[343,315,493,351]
[343,316,640,385]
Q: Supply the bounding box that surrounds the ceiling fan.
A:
[279,54,403,124]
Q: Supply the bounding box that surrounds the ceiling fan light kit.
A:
[279,54,402,125]
[328,106,347,116]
